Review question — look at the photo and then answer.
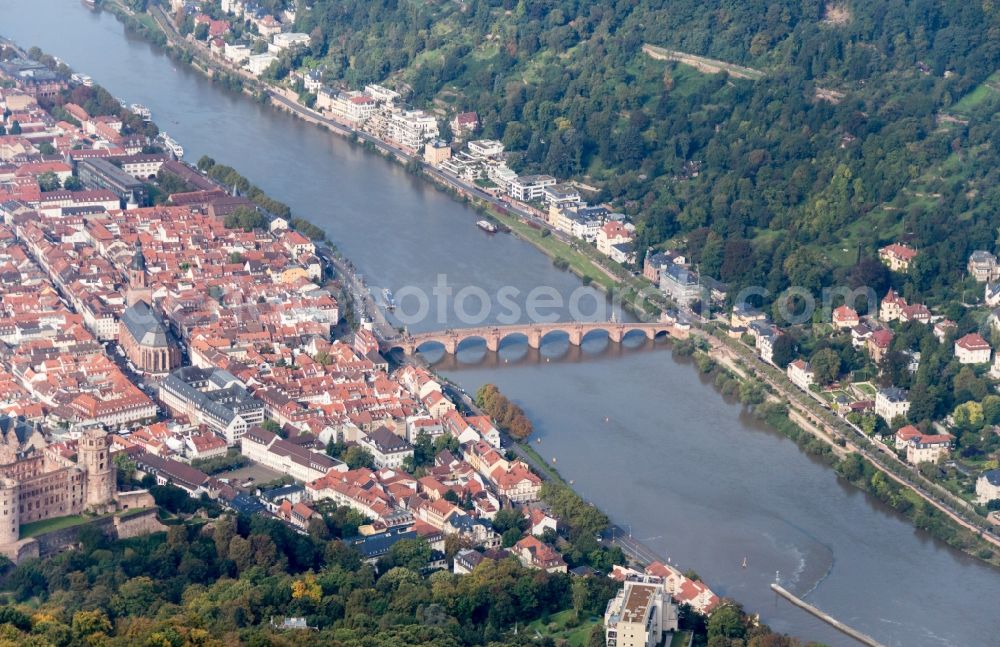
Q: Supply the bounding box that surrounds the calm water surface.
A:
[3,4,998,645]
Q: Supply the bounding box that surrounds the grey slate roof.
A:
[121,301,173,348]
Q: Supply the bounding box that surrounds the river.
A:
[3,3,999,646]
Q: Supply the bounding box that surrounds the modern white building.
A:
[467,139,505,159]
[364,84,400,104]
[269,32,311,52]
[508,174,557,202]
[387,110,439,150]
[245,54,278,77]
[605,574,678,647]
[223,44,251,64]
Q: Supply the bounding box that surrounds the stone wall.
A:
[2,507,166,564]
[113,508,167,539]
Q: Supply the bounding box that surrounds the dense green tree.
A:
[809,348,841,385]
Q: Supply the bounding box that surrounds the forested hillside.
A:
[0,507,805,647]
[282,0,1000,305]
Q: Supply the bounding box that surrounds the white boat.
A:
[158,132,184,158]
[130,103,152,121]
[477,219,498,233]
[383,288,395,310]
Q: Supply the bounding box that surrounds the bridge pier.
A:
[567,328,583,346]
[443,338,458,355]
[609,326,624,344]
[486,333,500,353]
[527,329,542,350]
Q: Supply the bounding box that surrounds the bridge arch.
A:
[497,330,530,348]
[454,334,489,352]
[580,327,613,345]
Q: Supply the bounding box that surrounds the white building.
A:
[269,32,311,52]
[954,333,991,364]
[158,367,264,446]
[245,54,279,77]
[508,174,557,202]
[787,359,814,391]
[316,88,379,125]
[467,139,504,159]
[241,427,346,483]
[359,426,414,469]
[364,84,400,104]
[875,387,910,422]
[387,110,439,150]
[605,574,678,647]
[223,44,251,64]
[543,183,581,208]
[486,163,518,190]
[975,469,1000,504]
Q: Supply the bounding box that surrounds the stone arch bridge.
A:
[383,321,687,356]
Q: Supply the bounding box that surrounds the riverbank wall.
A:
[770,584,885,647]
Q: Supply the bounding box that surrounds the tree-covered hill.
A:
[282,0,1000,306]
[0,510,809,647]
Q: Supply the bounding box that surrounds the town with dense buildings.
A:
[4,1,1000,643]
[0,40,723,643]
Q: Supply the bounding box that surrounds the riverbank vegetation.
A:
[836,453,999,566]
[675,340,1000,567]
[475,383,533,439]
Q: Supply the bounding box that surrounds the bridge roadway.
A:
[382,320,686,355]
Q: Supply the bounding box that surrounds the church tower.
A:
[126,239,152,307]
[79,429,115,509]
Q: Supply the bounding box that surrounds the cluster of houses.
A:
[726,240,1000,496]
[174,0,310,77]
[0,75,584,575]
[429,137,643,264]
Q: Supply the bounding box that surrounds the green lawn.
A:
[20,514,90,538]
[518,441,565,483]
[947,71,1000,118]
[489,210,617,290]
[852,381,877,397]
[525,609,601,647]
[670,632,693,647]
